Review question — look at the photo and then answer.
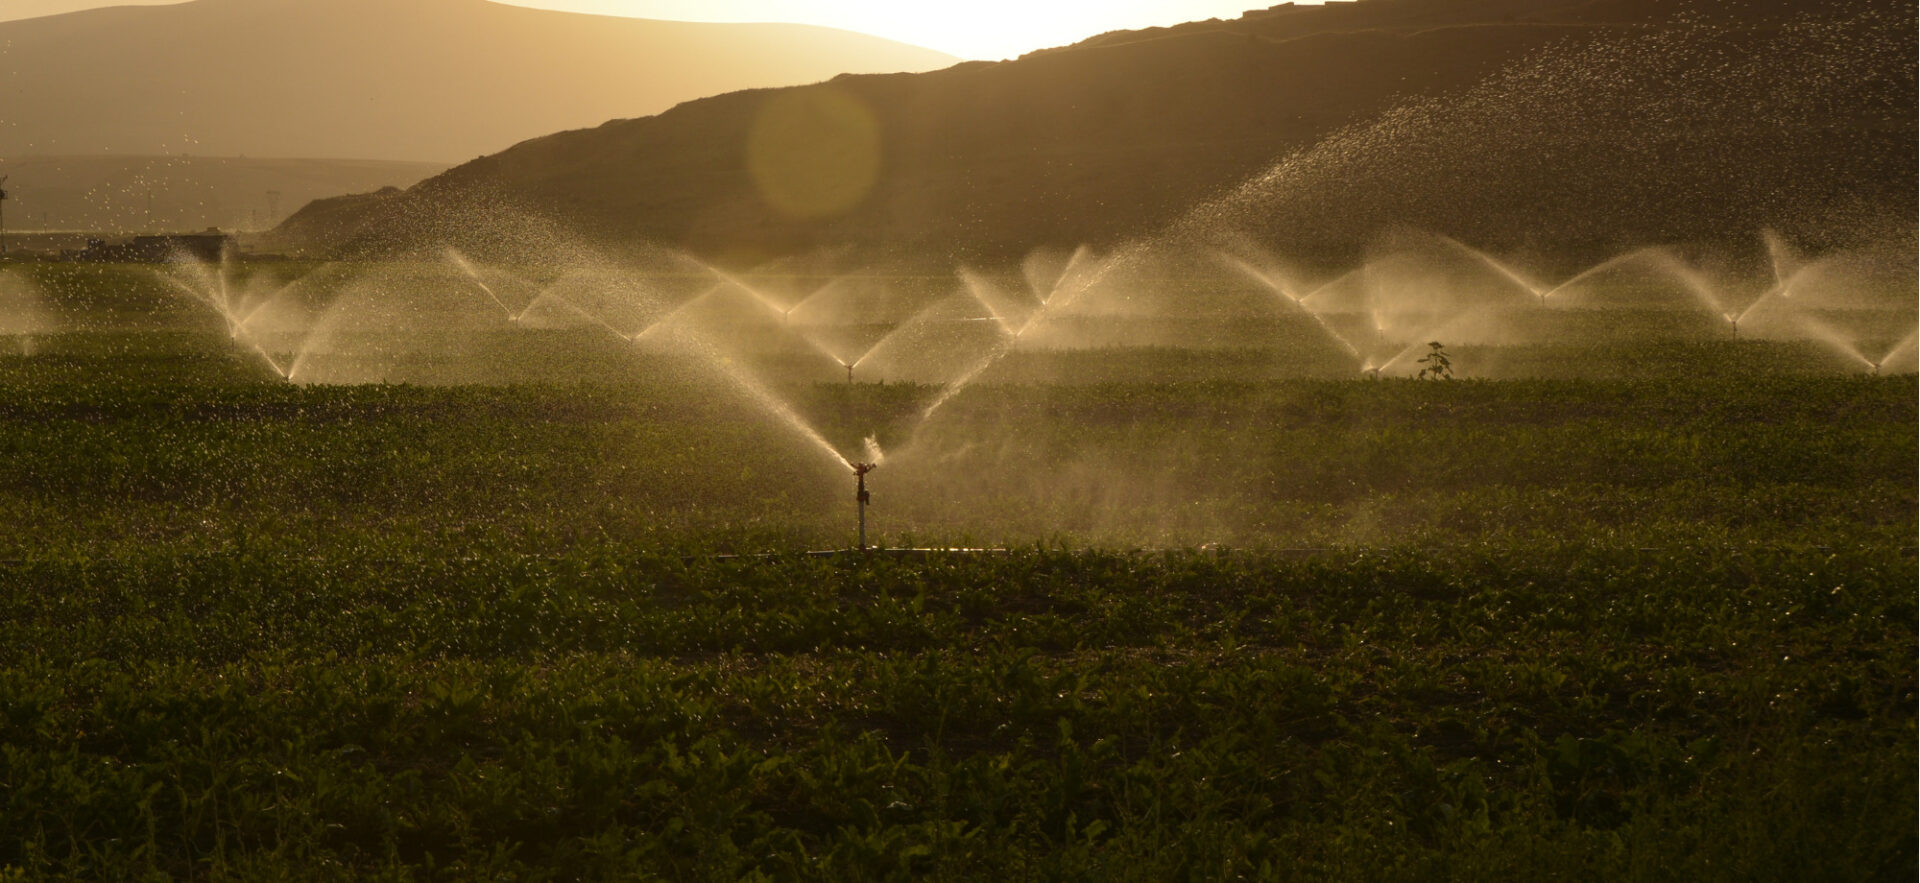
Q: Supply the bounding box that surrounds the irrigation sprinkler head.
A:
[853,462,876,504]
[845,362,854,384]
[852,462,877,551]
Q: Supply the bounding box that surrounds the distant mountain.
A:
[0,155,446,235]
[0,0,958,163]
[282,0,1915,266]
[0,0,177,20]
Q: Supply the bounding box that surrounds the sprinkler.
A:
[852,462,876,551]
[845,362,854,384]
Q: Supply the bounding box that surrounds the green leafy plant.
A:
[1416,341,1454,380]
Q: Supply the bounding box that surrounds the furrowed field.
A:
[0,261,1913,879]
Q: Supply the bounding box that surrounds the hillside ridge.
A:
[273,0,1915,264]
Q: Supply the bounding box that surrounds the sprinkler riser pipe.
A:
[852,463,876,552]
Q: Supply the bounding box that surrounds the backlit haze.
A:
[0,0,1311,60]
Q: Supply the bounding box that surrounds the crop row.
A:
[0,546,1912,879]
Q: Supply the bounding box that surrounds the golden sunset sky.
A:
[502,1,1303,59]
[0,0,1308,60]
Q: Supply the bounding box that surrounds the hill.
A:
[0,0,957,163]
[281,0,1915,266]
[0,155,446,236]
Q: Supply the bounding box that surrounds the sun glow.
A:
[496,0,1287,60]
[3,1,1308,61]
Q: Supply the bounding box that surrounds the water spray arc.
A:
[156,250,312,380]
[1217,250,1371,370]
[1877,331,1918,375]
[142,228,1912,542]
[448,248,668,343]
[919,250,1117,422]
[1535,247,1672,306]
[1425,233,1545,302]
[845,295,991,383]
[446,247,518,319]
[681,258,857,371]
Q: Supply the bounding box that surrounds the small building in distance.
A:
[69,229,234,262]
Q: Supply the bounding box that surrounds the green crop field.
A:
[0,260,1913,880]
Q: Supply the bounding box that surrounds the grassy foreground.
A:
[0,361,1912,879]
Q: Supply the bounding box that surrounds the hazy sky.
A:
[0,0,1305,60]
